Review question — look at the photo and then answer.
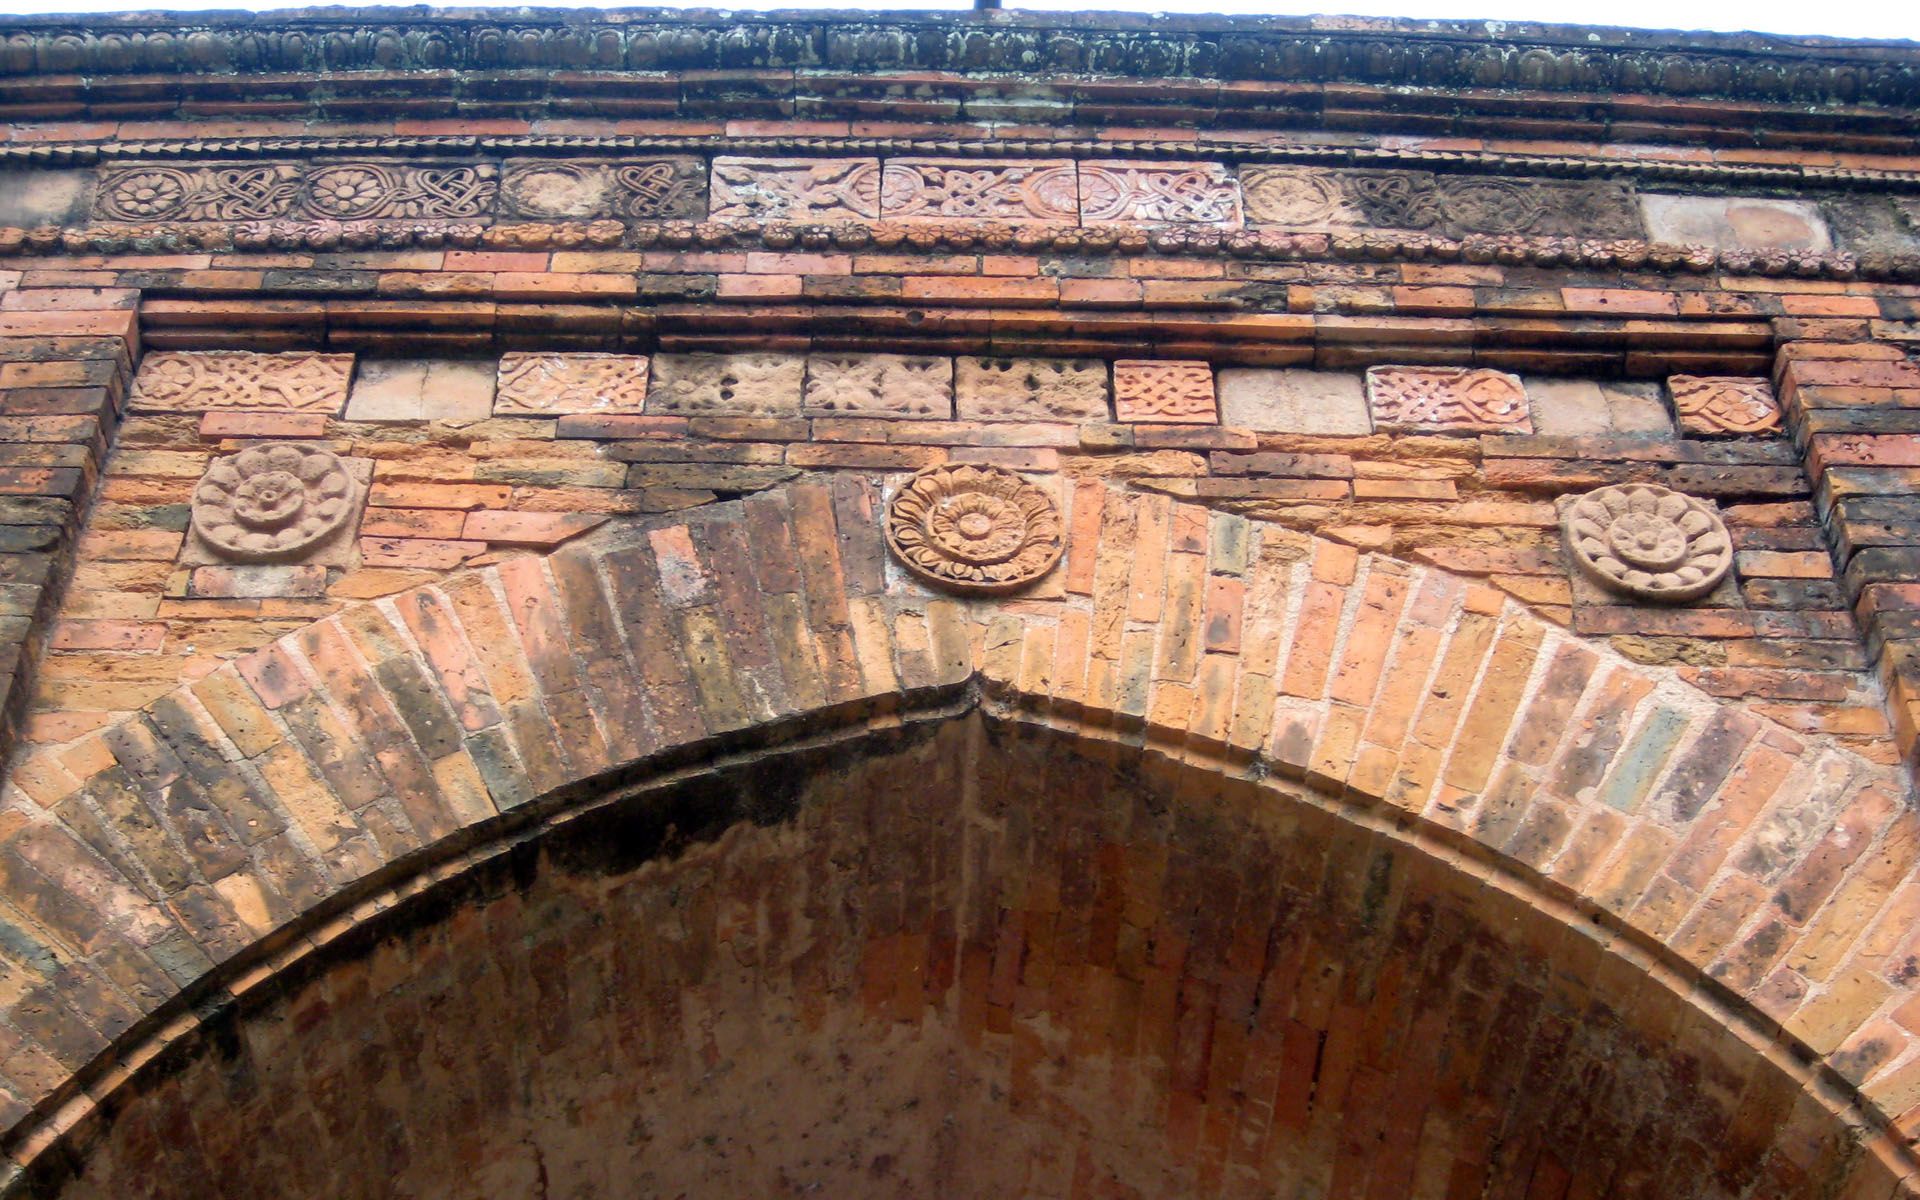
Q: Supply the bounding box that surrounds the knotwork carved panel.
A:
[1668,376,1784,435]
[1365,366,1533,433]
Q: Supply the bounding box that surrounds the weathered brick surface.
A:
[0,7,1918,1194]
[23,722,1899,1200]
[0,477,1910,1197]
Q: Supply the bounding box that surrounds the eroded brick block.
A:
[495,353,650,416]
[647,354,805,417]
[498,158,703,220]
[345,360,495,422]
[1670,376,1783,436]
[0,169,92,227]
[1526,378,1672,437]
[132,352,354,415]
[709,158,881,221]
[955,358,1109,422]
[1112,361,1217,424]
[1641,194,1831,252]
[803,355,953,420]
[1366,366,1533,434]
[1217,368,1370,434]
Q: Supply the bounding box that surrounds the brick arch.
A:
[1,478,1917,1189]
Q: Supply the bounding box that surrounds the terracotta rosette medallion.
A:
[191,444,360,562]
[884,464,1064,595]
[1561,483,1733,603]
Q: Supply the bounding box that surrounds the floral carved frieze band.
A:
[95,158,705,223]
[78,155,1653,239]
[5,21,1910,114]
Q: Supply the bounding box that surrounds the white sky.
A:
[7,0,1917,44]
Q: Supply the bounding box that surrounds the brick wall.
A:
[2,9,1920,1198]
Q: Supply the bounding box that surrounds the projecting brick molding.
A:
[1,480,1916,1191]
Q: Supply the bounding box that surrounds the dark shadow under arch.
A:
[19,709,1903,1200]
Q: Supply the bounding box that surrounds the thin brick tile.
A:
[495,556,615,781]
[1502,642,1599,767]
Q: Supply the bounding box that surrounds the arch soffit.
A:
[0,477,1914,1183]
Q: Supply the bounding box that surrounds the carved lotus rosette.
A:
[884,465,1064,595]
[191,444,359,562]
[1561,483,1732,603]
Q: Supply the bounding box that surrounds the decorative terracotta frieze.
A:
[1112,361,1217,424]
[647,353,805,417]
[880,159,1078,223]
[1561,483,1734,603]
[1365,366,1532,434]
[883,464,1064,595]
[1669,376,1784,436]
[498,159,704,220]
[1078,161,1241,226]
[496,354,651,416]
[96,161,499,222]
[803,355,954,420]
[708,158,882,222]
[955,357,1110,422]
[131,351,355,414]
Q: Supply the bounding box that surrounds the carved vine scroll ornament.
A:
[191,444,360,562]
[1561,483,1733,603]
[884,465,1064,595]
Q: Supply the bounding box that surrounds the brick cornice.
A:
[2,11,1919,142]
[0,9,1914,102]
[10,133,1920,193]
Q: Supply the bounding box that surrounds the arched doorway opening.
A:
[27,712,1891,1200]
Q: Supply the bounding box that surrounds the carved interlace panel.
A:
[86,155,1645,240]
[1078,162,1242,225]
[647,353,806,416]
[496,354,651,415]
[955,358,1111,421]
[131,352,355,414]
[884,464,1064,594]
[708,158,882,221]
[1668,376,1783,435]
[1365,366,1533,433]
[880,160,1078,222]
[1239,166,1641,238]
[97,162,498,222]
[95,164,303,221]
[303,164,497,220]
[190,444,365,564]
[1112,361,1218,424]
[803,355,954,419]
[1562,483,1733,603]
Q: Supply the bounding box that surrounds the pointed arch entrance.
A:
[0,481,1912,1196]
[30,714,1905,1198]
